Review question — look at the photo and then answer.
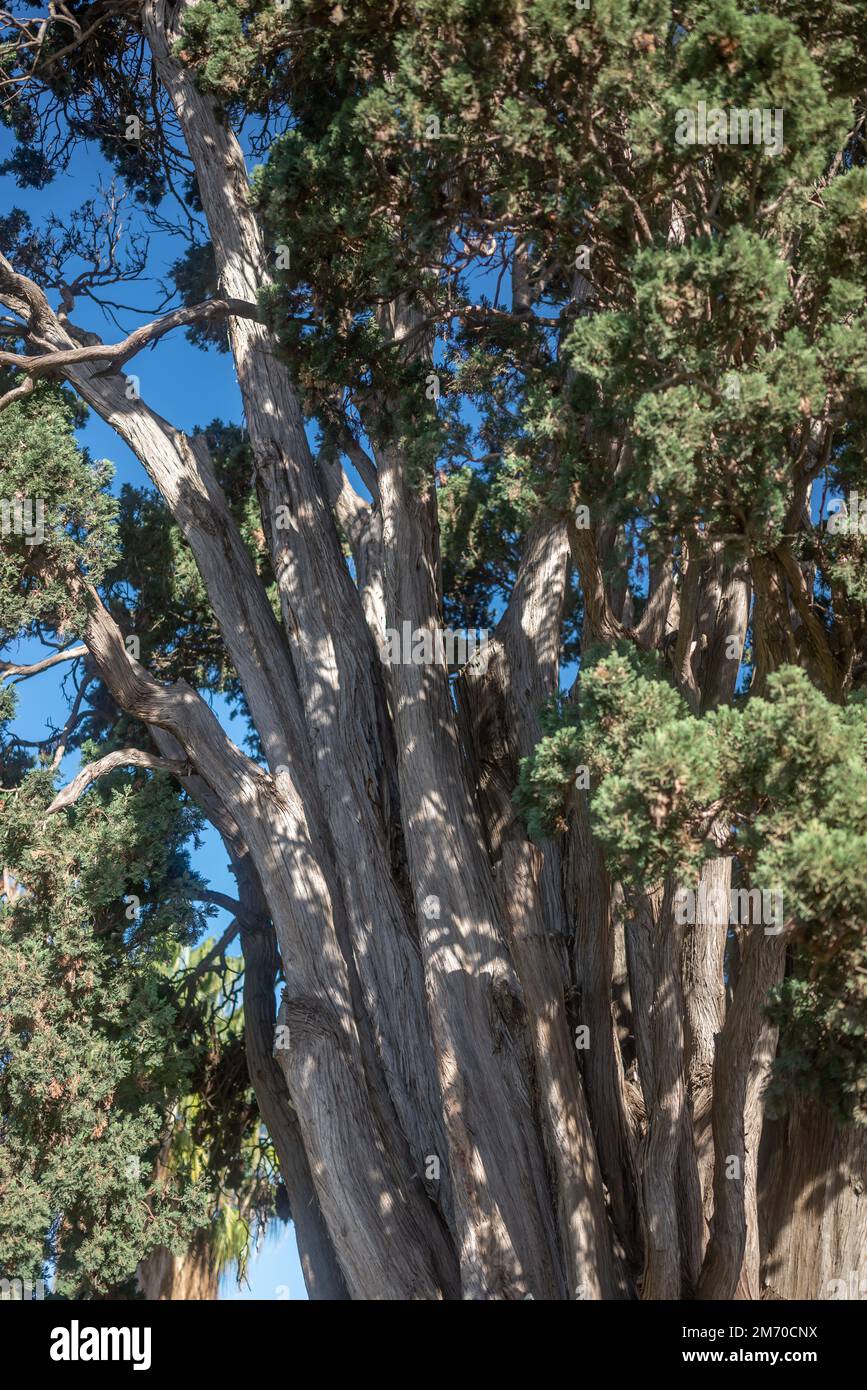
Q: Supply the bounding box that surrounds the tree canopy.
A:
[0,0,865,1303]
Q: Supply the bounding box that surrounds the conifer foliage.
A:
[0,1,865,1300]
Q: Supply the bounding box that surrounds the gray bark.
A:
[458,515,623,1297]
[698,930,787,1300]
[147,734,349,1298]
[760,1099,867,1301]
[239,890,350,1301]
[375,432,564,1298]
[141,0,453,1247]
[2,3,858,1303]
[640,886,703,1299]
[79,583,450,1299]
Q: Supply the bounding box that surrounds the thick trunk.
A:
[376,440,564,1298]
[569,796,643,1269]
[698,931,787,1299]
[736,1015,780,1301]
[750,555,799,698]
[682,856,730,1232]
[640,886,703,1299]
[457,517,623,1297]
[141,4,452,1234]
[4,3,856,1307]
[498,840,623,1299]
[681,554,749,1253]
[697,550,750,713]
[138,1237,219,1301]
[81,587,450,1299]
[760,1099,866,1301]
[150,740,349,1299]
[235,860,350,1301]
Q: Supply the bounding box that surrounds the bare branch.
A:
[178,918,243,994]
[0,645,88,683]
[0,375,36,412]
[0,296,260,400]
[51,672,93,768]
[192,887,244,918]
[46,747,190,815]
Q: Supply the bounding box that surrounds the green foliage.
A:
[0,384,117,638]
[0,769,210,1294]
[0,0,863,1271]
[0,375,283,1291]
[167,242,229,353]
[518,658,867,1121]
[172,0,866,593]
[0,743,281,1293]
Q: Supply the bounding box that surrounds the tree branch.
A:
[567,513,626,644]
[178,917,242,992]
[46,746,191,814]
[0,297,260,403]
[0,645,88,682]
[50,671,93,768]
[192,887,244,918]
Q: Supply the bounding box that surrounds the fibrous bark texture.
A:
[2,0,862,1304]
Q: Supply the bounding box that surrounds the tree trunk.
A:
[236,860,350,1301]
[140,10,453,1251]
[760,1099,866,1301]
[138,1237,220,1301]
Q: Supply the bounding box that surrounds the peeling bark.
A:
[569,795,643,1269]
[698,931,787,1300]
[681,857,729,1232]
[80,584,450,1300]
[141,5,452,1233]
[376,441,563,1298]
[640,887,703,1299]
[760,1099,866,1301]
[458,515,624,1297]
[0,1,858,1305]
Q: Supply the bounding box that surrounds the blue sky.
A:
[1,131,308,1299]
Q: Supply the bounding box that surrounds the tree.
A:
[0,391,291,1297]
[0,693,289,1298]
[0,0,864,1300]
